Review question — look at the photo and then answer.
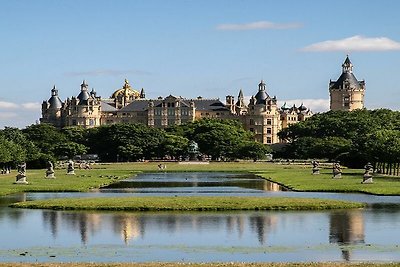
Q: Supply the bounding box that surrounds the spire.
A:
[81,80,88,91]
[123,79,130,89]
[342,55,353,74]
[238,89,244,98]
[140,88,145,99]
[51,85,58,96]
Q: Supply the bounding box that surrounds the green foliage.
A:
[87,123,166,161]
[161,134,189,159]
[0,127,40,163]
[167,118,263,160]
[22,123,67,155]
[279,109,400,167]
[238,141,272,161]
[52,142,88,159]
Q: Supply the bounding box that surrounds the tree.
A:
[1,127,40,162]
[161,134,189,159]
[52,142,88,159]
[238,141,272,161]
[22,123,67,155]
[167,118,260,160]
[0,135,26,165]
[87,123,166,162]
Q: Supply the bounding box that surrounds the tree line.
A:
[278,109,400,171]
[3,109,399,170]
[0,118,271,168]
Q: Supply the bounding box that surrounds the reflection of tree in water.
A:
[226,215,245,238]
[329,210,365,261]
[249,214,278,245]
[0,193,27,223]
[42,210,59,238]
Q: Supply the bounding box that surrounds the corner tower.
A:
[329,56,365,111]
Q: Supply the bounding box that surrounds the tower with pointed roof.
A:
[329,56,365,111]
[235,89,247,115]
[41,85,64,127]
[244,80,280,144]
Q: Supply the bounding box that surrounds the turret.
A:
[329,56,365,111]
[77,80,90,105]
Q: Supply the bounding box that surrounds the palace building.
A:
[41,79,312,144]
[329,56,365,111]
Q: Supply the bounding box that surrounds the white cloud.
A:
[216,21,302,31]
[301,35,400,52]
[21,102,40,110]
[0,112,18,119]
[279,99,330,113]
[0,101,19,109]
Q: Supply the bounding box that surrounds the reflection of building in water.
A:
[59,212,101,245]
[263,181,281,192]
[329,210,365,261]
[112,215,142,245]
[249,214,278,244]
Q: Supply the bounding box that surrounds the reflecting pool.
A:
[0,172,399,262]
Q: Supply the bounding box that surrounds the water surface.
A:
[1,172,399,262]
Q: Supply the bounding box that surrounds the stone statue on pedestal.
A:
[14,162,28,184]
[312,160,320,175]
[362,162,373,184]
[45,161,55,179]
[332,162,342,179]
[66,160,75,175]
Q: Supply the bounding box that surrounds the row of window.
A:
[249,119,273,125]
[249,127,273,134]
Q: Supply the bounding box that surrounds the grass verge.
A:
[10,196,365,211]
[255,164,400,195]
[0,167,137,196]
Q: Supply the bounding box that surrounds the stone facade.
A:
[329,56,365,111]
[41,79,312,144]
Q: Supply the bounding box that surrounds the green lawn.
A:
[0,166,137,196]
[2,161,400,197]
[255,164,400,195]
[10,196,364,211]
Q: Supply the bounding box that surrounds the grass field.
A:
[1,161,400,197]
[10,196,365,211]
[255,164,400,195]
[0,167,137,196]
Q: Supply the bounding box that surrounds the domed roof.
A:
[77,80,91,105]
[111,79,140,99]
[77,91,90,104]
[281,102,290,110]
[254,80,270,104]
[298,103,307,111]
[48,86,62,109]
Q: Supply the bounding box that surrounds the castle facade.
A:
[41,79,312,144]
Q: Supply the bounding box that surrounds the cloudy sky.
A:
[1,0,400,128]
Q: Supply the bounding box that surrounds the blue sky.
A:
[1,0,400,128]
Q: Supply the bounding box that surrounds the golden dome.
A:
[111,79,140,99]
